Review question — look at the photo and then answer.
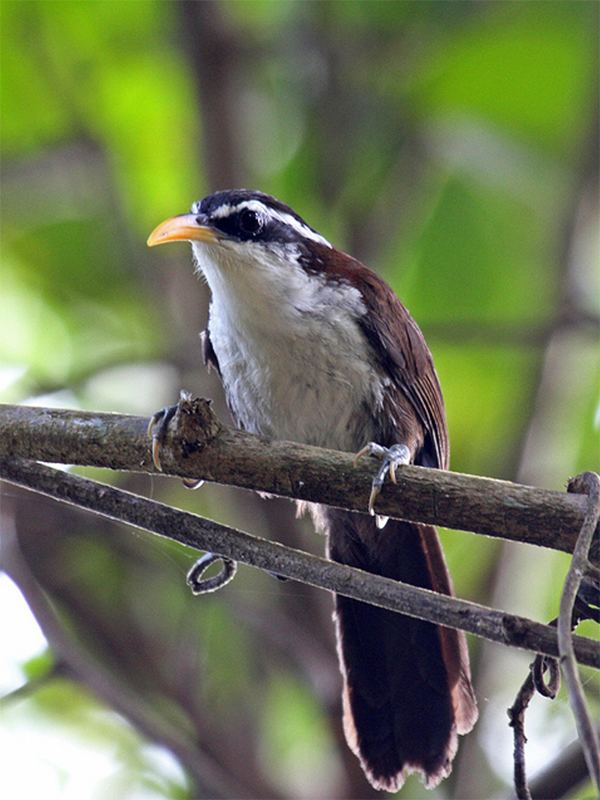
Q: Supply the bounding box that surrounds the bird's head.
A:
[149,189,336,294]
[147,189,377,335]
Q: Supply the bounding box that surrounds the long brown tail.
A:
[325,508,478,792]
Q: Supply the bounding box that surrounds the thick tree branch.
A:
[0,457,598,670]
[0,401,596,561]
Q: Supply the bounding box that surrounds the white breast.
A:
[193,240,386,452]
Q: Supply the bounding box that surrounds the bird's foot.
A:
[353,442,411,528]
[147,393,204,489]
[148,397,234,594]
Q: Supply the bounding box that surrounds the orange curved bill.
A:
[147,214,219,247]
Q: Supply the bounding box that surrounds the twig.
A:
[558,473,600,790]
[508,649,561,800]
[0,401,596,559]
[1,457,599,669]
[508,669,537,800]
[508,472,600,798]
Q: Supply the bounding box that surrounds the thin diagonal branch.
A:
[508,473,600,799]
[0,401,596,560]
[508,644,562,800]
[0,458,598,670]
[559,473,600,790]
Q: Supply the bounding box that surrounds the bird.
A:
[147,189,478,792]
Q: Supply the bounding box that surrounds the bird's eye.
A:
[238,208,263,237]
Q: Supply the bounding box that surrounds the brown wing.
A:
[369,301,449,470]
[317,247,449,470]
[314,252,475,789]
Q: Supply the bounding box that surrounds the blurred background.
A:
[1,1,598,798]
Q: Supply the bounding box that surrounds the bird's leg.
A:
[147,395,204,489]
[353,442,411,529]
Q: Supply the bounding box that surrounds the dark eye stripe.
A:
[190,193,332,248]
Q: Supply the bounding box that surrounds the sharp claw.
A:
[356,441,411,518]
[148,409,166,471]
[147,413,159,438]
[353,444,371,467]
[368,484,380,516]
[148,404,179,472]
[151,436,163,472]
[389,462,397,484]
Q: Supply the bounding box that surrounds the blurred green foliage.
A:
[1,1,598,799]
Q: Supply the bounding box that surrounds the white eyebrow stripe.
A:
[210,200,332,248]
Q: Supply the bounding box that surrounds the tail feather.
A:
[325,508,477,791]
